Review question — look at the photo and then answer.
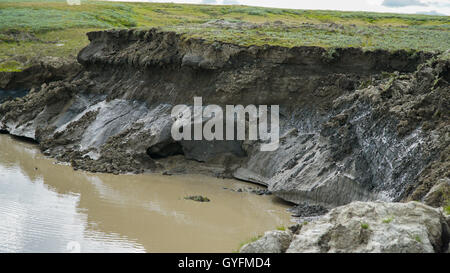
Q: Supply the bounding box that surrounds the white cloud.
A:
[382,0,428,8]
[416,10,447,15]
[201,0,218,4]
[108,0,450,15]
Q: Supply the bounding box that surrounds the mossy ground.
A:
[0,60,22,72]
[1,0,449,71]
[361,223,369,229]
[235,234,263,252]
[276,226,286,231]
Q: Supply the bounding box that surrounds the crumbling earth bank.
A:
[0,28,448,208]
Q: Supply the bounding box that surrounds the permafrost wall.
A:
[0,29,448,208]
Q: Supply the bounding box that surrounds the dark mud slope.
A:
[0,57,81,91]
[0,29,448,208]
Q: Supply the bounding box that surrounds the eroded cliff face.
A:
[0,28,448,208]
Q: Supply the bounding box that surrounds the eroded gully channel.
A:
[0,134,291,253]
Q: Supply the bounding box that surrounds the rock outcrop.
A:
[240,230,292,253]
[240,201,450,253]
[0,28,448,208]
[423,179,450,207]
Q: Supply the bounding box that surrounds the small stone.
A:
[288,224,301,234]
[184,195,210,202]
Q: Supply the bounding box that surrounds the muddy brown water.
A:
[0,134,292,253]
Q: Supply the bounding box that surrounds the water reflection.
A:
[0,134,291,253]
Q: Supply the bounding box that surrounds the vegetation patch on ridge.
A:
[0,0,449,71]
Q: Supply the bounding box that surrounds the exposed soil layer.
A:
[0,28,448,208]
[0,56,81,90]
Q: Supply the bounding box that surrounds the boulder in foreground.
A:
[240,201,450,253]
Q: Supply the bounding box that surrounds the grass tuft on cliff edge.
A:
[0,0,449,71]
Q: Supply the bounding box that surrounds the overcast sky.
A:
[106,0,450,16]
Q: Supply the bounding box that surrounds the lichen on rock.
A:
[241,201,450,253]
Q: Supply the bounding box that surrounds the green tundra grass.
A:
[0,0,449,72]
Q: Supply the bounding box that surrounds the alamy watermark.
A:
[171,97,280,151]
